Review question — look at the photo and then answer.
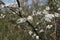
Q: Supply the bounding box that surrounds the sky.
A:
[2,0,48,6]
[27,0,32,5]
[3,0,15,3]
[2,0,32,6]
[3,0,32,4]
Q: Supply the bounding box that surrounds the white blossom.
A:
[36,11,42,15]
[35,28,38,30]
[24,2,26,6]
[16,18,26,24]
[16,11,18,13]
[36,22,40,25]
[54,12,60,17]
[12,12,16,14]
[36,36,39,39]
[19,7,22,11]
[18,25,20,28]
[44,14,54,22]
[5,3,11,6]
[58,8,60,10]
[43,10,49,14]
[1,5,4,8]
[45,6,50,10]
[0,14,5,18]
[44,17,51,22]
[1,14,3,16]
[46,25,53,29]
[33,33,36,37]
[45,14,54,19]
[29,31,33,35]
[2,15,5,18]
[39,29,44,33]
[32,10,36,16]
[27,16,33,22]
[22,11,25,14]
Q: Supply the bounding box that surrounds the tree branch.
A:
[16,0,41,39]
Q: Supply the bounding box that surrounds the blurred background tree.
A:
[0,0,60,40]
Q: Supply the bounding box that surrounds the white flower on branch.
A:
[27,16,33,22]
[32,33,36,37]
[43,10,49,14]
[1,5,4,8]
[46,25,53,29]
[24,2,26,6]
[19,7,22,11]
[16,18,26,24]
[39,29,44,33]
[35,28,38,30]
[29,30,33,35]
[12,12,16,14]
[36,22,40,25]
[0,14,5,19]
[32,10,36,16]
[32,33,36,38]
[44,14,54,22]
[45,6,50,10]
[2,15,5,18]
[58,7,60,10]
[54,12,60,17]
[36,36,39,39]
[45,14,54,19]
[44,17,51,22]
[36,11,42,15]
